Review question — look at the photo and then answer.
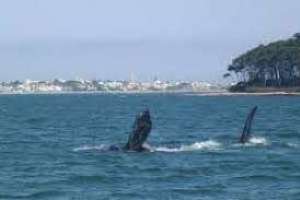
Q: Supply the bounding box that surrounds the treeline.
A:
[224,33,300,91]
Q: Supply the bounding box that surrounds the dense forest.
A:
[224,33,300,91]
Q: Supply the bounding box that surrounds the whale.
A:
[124,109,152,151]
[106,106,257,152]
[239,106,258,143]
[108,109,152,152]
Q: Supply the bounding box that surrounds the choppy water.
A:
[0,93,299,199]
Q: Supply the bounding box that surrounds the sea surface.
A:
[0,93,299,200]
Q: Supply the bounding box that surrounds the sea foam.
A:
[286,142,298,148]
[154,140,221,152]
[73,140,222,153]
[244,136,269,146]
[73,145,107,152]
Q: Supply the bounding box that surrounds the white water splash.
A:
[154,140,221,152]
[286,142,298,148]
[73,144,106,152]
[74,138,272,153]
[232,136,269,147]
[245,137,268,146]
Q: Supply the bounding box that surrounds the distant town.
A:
[0,79,226,93]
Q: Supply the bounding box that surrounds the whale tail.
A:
[240,106,258,143]
[124,109,152,151]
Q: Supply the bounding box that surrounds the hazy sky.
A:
[1,0,300,81]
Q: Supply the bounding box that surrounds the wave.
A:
[74,138,273,153]
[248,137,268,145]
[286,142,299,148]
[73,144,107,152]
[232,136,269,147]
[73,140,221,153]
[0,191,66,199]
[154,140,222,152]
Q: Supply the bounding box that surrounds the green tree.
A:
[225,33,300,90]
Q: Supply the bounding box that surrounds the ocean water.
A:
[0,93,299,200]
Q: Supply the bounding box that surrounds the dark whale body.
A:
[239,106,258,143]
[124,109,152,151]
[108,109,152,152]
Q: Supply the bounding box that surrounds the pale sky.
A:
[0,0,300,82]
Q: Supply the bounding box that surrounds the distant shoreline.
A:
[0,91,219,95]
[0,91,300,96]
[229,85,300,95]
[186,92,300,96]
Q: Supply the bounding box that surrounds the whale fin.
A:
[124,109,152,151]
[240,106,258,143]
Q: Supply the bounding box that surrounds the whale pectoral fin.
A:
[240,106,258,143]
[125,109,152,151]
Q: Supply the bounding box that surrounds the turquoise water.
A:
[0,94,299,199]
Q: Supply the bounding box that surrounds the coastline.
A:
[186,91,300,96]
[0,90,300,96]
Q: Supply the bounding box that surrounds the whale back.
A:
[124,109,152,151]
[240,106,258,143]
